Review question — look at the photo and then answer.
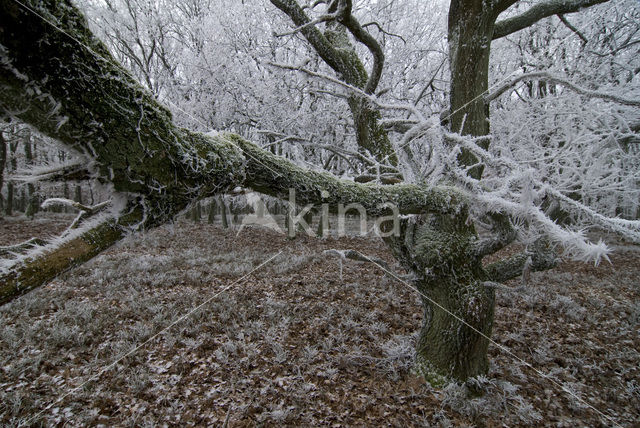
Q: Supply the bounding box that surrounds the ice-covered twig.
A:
[9,161,90,183]
[274,12,338,37]
[41,198,113,233]
[0,238,48,258]
[267,62,426,122]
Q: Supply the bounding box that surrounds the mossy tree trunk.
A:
[395,0,507,382]
[385,213,494,382]
[404,0,592,382]
[5,140,18,215]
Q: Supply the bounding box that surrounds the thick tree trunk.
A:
[385,212,494,382]
[393,0,504,383]
[448,0,498,179]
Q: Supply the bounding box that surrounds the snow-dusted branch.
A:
[485,71,640,106]
[493,0,610,40]
[267,61,426,122]
[484,239,558,283]
[0,238,47,258]
[274,12,338,37]
[9,161,91,183]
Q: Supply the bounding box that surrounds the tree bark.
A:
[385,212,494,382]
[389,0,507,382]
[493,0,609,40]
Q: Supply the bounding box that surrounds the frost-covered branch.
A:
[0,238,47,258]
[441,132,640,262]
[9,161,91,183]
[274,12,338,37]
[484,240,558,283]
[0,203,142,305]
[472,213,518,258]
[485,71,640,106]
[267,62,426,122]
[493,0,610,40]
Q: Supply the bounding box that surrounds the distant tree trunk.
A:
[5,140,18,215]
[74,185,83,205]
[19,188,26,213]
[0,130,6,217]
[24,136,38,218]
[5,182,13,216]
[63,183,70,213]
[207,201,215,224]
[192,201,202,222]
[218,196,229,229]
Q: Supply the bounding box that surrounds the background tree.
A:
[0,127,5,215]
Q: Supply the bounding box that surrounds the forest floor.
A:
[0,214,639,427]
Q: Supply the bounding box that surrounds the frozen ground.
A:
[0,216,639,426]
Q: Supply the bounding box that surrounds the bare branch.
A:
[9,161,91,183]
[362,21,406,44]
[274,13,338,37]
[557,14,588,45]
[267,61,426,121]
